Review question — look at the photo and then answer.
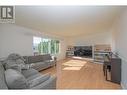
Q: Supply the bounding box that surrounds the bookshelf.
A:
[66,46,74,57]
[94,44,111,62]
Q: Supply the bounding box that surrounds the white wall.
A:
[67,31,112,47]
[0,24,67,60]
[111,9,127,89]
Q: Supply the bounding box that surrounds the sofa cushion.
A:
[27,54,52,64]
[5,69,28,89]
[5,60,22,72]
[28,73,50,88]
[7,53,25,61]
[23,54,55,71]
[26,73,41,81]
[32,62,50,71]
[44,60,50,63]
[0,62,8,89]
[22,68,39,78]
[42,54,52,61]
[5,59,30,72]
[27,55,44,63]
[32,62,46,67]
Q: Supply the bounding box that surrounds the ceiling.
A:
[15,6,125,37]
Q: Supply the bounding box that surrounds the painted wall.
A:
[0,24,67,60]
[111,9,127,89]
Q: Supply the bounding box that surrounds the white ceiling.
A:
[15,6,125,37]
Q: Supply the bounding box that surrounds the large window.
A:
[33,37,60,55]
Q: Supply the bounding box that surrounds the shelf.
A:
[93,44,111,63]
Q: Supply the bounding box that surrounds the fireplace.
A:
[74,46,92,58]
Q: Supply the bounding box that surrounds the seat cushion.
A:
[28,73,50,88]
[0,62,8,89]
[32,62,50,70]
[22,68,39,78]
[32,62,46,67]
[5,69,28,89]
[44,60,55,67]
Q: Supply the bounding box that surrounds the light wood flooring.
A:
[40,58,121,89]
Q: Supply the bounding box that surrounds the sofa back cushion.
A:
[0,62,8,89]
[27,55,44,63]
[25,54,52,64]
[42,54,52,61]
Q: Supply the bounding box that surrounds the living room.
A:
[0,5,127,91]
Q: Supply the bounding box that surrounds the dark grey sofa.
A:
[24,54,57,71]
[0,61,56,89]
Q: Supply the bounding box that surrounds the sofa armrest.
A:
[51,56,57,62]
[28,73,50,88]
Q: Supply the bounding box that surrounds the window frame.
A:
[33,36,60,55]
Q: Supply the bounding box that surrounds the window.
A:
[33,37,60,55]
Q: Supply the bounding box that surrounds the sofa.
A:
[23,54,57,71]
[0,54,56,89]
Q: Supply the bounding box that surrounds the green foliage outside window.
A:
[34,38,60,54]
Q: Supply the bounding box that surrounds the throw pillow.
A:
[5,60,22,72]
[5,69,28,89]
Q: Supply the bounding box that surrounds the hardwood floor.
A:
[40,58,121,89]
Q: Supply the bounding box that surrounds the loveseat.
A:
[23,54,57,71]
